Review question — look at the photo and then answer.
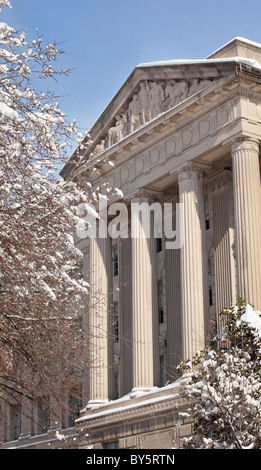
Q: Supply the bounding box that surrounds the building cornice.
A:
[75,383,189,432]
[71,75,261,189]
[72,75,234,177]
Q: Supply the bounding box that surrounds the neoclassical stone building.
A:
[1,37,261,449]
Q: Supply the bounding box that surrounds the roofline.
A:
[136,56,257,68]
[60,56,261,180]
[205,36,261,59]
[82,58,242,132]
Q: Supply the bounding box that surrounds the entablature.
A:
[73,84,261,202]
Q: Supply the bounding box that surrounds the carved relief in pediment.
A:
[91,78,213,157]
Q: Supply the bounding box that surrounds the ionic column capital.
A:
[231,137,260,154]
[177,163,204,184]
[130,188,157,204]
[206,169,233,194]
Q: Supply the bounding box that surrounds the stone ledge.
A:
[0,426,79,449]
[75,379,191,433]
[75,381,194,449]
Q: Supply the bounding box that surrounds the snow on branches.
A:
[0,1,11,13]
[0,1,95,411]
[179,299,261,449]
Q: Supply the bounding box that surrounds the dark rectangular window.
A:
[113,303,119,342]
[11,404,21,440]
[160,355,165,387]
[208,258,213,306]
[158,280,164,323]
[114,375,119,400]
[156,237,162,253]
[68,386,83,428]
[103,441,119,449]
[37,397,50,434]
[205,196,210,230]
[112,246,118,276]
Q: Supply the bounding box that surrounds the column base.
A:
[85,399,109,410]
[47,425,61,433]
[18,432,32,440]
[130,387,154,399]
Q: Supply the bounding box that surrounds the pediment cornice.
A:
[61,61,241,177]
[86,59,237,141]
[61,59,261,184]
[72,78,238,180]
[81,77,225,156]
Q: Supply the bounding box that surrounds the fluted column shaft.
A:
[88,235,112,406]
[212,182,236,333]
[231,138,261,309]
[165,201,182,378]
[131,194,156,394]
[178,166,206,362]
[119,236,133,396]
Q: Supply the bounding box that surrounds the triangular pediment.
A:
[60,38,261,181]
[76,60,239,162]
[61,58,243,180]
[90,77,214,157]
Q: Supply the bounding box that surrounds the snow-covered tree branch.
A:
[0,0,96,417]
[179,299,261,449]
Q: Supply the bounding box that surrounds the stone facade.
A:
[1,37,261,449]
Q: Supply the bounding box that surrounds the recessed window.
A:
[208,258,213,306]
[68,386,83,428]
[205,197,210,230]
[156,237,163,253]
[160,355,166,387]
[103,441,119,449]
[114,375,119,400]
[37,397,50,434]
[112,246,118,276]
[158,280,164,323]
[113,303,119,342]
[11,404,21,440]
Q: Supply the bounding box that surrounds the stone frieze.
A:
[89,78,213,158]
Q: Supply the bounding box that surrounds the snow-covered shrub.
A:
[180,299,261,449]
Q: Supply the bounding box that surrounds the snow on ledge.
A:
[137,56,261,72]
[76,375,190,423]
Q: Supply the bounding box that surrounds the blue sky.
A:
[2,0,261,134]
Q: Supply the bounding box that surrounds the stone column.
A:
[165,198,182,379]
[119,236,133,396]
[87,234,112,407]
[231,138,261,309]
[131,193,157,395]
[211,177,236,333]
[178,165,206,362]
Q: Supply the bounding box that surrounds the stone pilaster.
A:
[131,192,157,394]
[231,138,261,309]
[178,165,206,362]
[87,234,112,407]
